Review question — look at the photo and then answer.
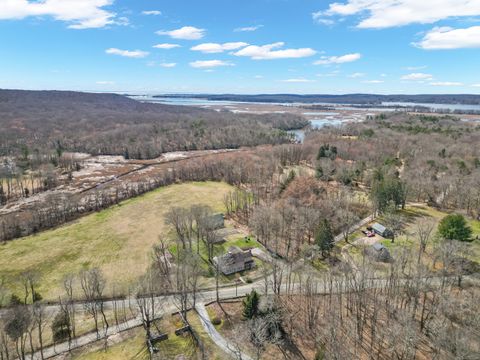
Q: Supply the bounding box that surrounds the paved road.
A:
[196,303,253,360]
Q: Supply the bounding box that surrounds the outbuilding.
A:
[372,223,393,238]
[366,243,392,263]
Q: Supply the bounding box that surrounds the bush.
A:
[438,214,472,241]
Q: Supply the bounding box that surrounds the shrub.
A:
[438,214,472,242]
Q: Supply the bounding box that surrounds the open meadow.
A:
[0,182,234,301]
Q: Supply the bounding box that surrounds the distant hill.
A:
[156,93,480,105]
[0,89,308,159]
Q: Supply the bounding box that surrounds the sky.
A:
[1,0,480,94]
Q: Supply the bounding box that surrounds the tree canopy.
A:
[438,214,472,242]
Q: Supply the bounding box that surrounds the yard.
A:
[0,182,234,302]
[71,310,228,360]
[343,204,480,271]
[169,231,268,286]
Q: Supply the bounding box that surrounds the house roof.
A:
[372,223,387,233]
[217,246,252,268]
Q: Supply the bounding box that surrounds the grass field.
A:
[0,182,233,301]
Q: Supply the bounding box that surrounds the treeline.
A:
[0,146,309,242]
[158,93,480,105]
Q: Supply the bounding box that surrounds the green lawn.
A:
[0,182,234,302]
[73,328,148,360]
[169,233,265,283]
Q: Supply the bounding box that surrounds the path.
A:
[196,303,253,360]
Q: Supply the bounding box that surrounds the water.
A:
[129,95,235,106]
[289,118,345,143]
[382,102,480,111]
[303,112,339,116]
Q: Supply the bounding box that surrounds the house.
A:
[372,223,393,238]
[213,246,255,275]
[365,243,392,263]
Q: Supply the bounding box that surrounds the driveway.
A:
[196,303,253,360]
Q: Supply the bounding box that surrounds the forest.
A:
[0,89,307,160]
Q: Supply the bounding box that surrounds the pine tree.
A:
[243,289,260,319]
[316,219,334,257]
[438,214,472,242]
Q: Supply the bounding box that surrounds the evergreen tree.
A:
[316,219,335,257]
[243,289,260,319]
[438,214,472,242]
[51,311,72,343]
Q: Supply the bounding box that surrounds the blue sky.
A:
[1,0,480,94]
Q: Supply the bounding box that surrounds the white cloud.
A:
[234,25,263,32]
[254,75,264,79]
[0,0,118,29]
[404,65,427,71]
[189,60,234,69]
[314,53,361,65]
[314,17,335,26]
[281,78,316,83]
[157,26,205,40]
[473,84,480,87]
[142,10,161,16]
[153,43,181,49]
[159,62,176,68]
[362,80,384,84]
[96,80,115,85]
[233,42,316,60]
[430,81,464,86]
[106,48,149,58]
[401,73,433,81]
[191,42,248,53]
[415,26,480,49]
[348,72,365,78]
[316,1,480,29]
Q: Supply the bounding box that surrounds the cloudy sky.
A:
[1,0,480,94]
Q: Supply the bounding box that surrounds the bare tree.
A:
[80,268,108,339]
[415,218,435,263]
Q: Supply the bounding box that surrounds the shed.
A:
[372,223,393,238]
[366,243,392,263]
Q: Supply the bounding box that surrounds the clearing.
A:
[0,181,234,301]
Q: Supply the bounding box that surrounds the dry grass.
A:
[0,182,233,301]
[71,311,227,360]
